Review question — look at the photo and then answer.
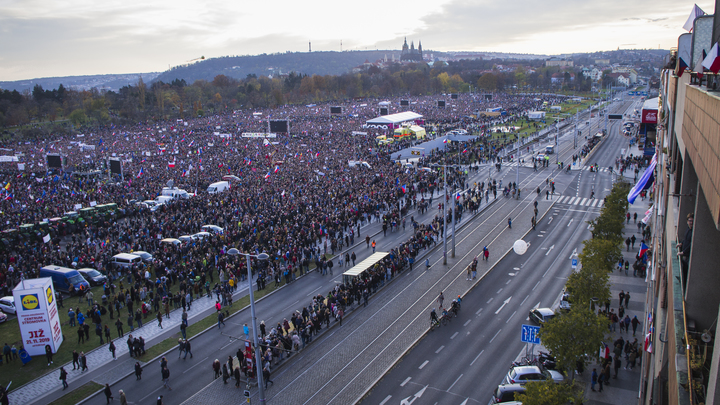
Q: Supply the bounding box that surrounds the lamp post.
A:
[227,248,269,403]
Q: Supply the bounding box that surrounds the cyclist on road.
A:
[451,300,460,316]
[430,309,439,325]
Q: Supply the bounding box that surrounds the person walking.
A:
[72,350,80,370]
[613,355,622,379]
[80,351,88,372]
[109,341,116,360]
[591,368,598,392]
[177,339,185,359]
[119,390,127,405]
[234,365,241,387]
[161,366,172,390]
[263,365,274,389]
[135,362,143,380]
[104,383,114,403]
[631,315,640,336]
[157,312,163,329]
[437,291,445,308]
[222,364,229,384]
[213,359,221,379]
[508,217,512,229]
[597,367,604,392]
[624,292,631,309]
[59,366,68,390]
[183,340,193,359]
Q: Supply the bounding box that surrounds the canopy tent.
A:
[342,251,389,283]
[366,112,423,126]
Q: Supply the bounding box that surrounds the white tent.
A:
[366,111,423,126]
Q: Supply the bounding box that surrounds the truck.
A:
[207,181,231,194]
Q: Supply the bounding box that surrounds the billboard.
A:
[330,106,343,114]
[483,94,493,101]
[437,100,446,107]
[642,110,657,124]
[451,94,458,100]
[46,154,62,169]
[400,100,409,106]
[13,278,63,356]
[109,158,122,175]
[379,107,389,116]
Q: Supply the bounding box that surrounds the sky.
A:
[0,0,715,82]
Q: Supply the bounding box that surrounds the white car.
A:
[0,297,15,315]
[132,251,153,262]
[192,232,211,240]
[160,238,181,246]
[201,225,224,234]
[504,365,564,385]
[150,203,165,212]
[178,235,194,244]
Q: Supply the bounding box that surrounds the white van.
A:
[111,253,143,269]
[161,187,191,199]
[207,181,230,194]
[156,195,174,205]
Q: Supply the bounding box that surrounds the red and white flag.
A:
[702,42,720,74]
[168,161,176,168]
[683,4,705,32]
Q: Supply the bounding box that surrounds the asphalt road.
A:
[359,98,636,405]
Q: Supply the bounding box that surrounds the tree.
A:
[538,307,608,379]
[68,109,88,126]
[477,73,498,91]
[515,380,580,405]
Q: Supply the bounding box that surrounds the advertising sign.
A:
[642,109,657,124]
[13,278,63,356]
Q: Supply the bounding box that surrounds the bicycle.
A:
[430,318,441,330]
[441,313,452,326]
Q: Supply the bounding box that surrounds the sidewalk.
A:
[579,197,649,405]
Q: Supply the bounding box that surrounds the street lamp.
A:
[227,248,269,403]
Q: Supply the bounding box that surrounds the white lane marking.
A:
[470,350,485,366]
[567,218,574,227]
[486,298,493,304]
[464,319,471,326]
[448,374,463,392]
[580,198,587,205]
[497,288,503,294]
[451,332,459,339]
[476,308,483,315]
[506,310,517,323]
[568,197,576,205]
[506,279,511,285]
[533,281,540,291]
[435,345,445,354]
[548,217,553,224]
[545,244,555,256]
[379,395,392,405]
[419,360,429,369]
[495,297,512,314]
[183,356,209,373]
[520,295,529,306]
[401,377,411,387]
[489,329,502,343]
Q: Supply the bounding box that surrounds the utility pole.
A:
[443,164,447,265]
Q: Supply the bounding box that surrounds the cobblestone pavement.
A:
[181,168,557,405]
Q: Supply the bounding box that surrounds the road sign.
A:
[608,114,623,120]
[571,258,578,269]
[521,324,541,344]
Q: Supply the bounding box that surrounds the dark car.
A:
[78,268,107,287]
[489,384,525,404]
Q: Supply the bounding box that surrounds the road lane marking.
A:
[470,350,485,366]
[419,360,429,369]
[496,288,503,294]
[401,377,411,387]
[545,244,554,256]
[533,281,540,291]
[495,297,512,314]
[379,395,392,405]
[183,356,209,373]
[448,374,463,391]
[506,279,511,285]
[506,310,516,323]
[489,329,502,343]
[567,218,574,227]
[451,332,459,339]
[521,295,529,306]
[464,319,471,326]
[486,298,493,304]
[435,345,445,354]
[476,308,483,315]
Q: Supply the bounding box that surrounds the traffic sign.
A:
[571,258,578,269]
[521,324,541,344]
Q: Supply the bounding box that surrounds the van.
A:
[161,187,191,199]
[39,265,90,295]
[207,181,230,194]
[156,196,174,205]
[111,253,143,269]
[545,145,554,154]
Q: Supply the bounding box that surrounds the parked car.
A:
[201,225,224,234]
[191,231,211,240]
[504,365,564,385]
[160,238,181,246]
[78,268,107,287]
[489,384,525,404]
[0,311,7,323]
[0,296,16,314]
[529,307,556,324]
[132,251,154,262]
[178,235,193,244]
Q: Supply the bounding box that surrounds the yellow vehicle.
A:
[376,135,394,145]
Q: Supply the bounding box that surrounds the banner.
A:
[13,278,63,356]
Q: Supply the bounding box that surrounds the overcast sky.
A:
[0,0,714,82]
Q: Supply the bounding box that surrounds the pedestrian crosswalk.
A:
[556,196,604,207]
[583,166,612,173]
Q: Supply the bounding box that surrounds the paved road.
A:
[359,98,638,405]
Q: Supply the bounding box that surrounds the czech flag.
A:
[443,138,448,144]
[264,172,271,179]
[274,165,279,173]
[181,170,187,177]
[639,242,649,258]
[677,57,689,76]
[702,42,720,74]
[401,185,406,193]
[136,167,144,178]
[456,192,461,200]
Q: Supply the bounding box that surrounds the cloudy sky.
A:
[0,0,714,81]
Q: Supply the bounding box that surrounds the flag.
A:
[218,162,224,168]
[702,42,720,74]
[3,182,9,190]
[3,194,12,201]
[42,234,50,243]
[443,138,448,144]
[263,138,270,147]
[274,165,279,173]
[627,153,656,204]
[281,190,285,196]
[644,332,653,353]
[639,242,649,258]
[683,4,705,31]
[168,161,176,168]
[136,167,144,178]
[456,192,461,200]
[695,49,707,78]
[401,185,406,193]
[462,149,467,153]
[677,57,689,76]
[264,172,271,179]
[181,170,187,177]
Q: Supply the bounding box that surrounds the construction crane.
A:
[187,56,205,63]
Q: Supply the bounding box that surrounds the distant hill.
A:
[154,50,402,83]
[0,72,161,93]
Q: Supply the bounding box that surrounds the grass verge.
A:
[47,381,103,405]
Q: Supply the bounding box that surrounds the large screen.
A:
[46,154,62,168]
[451,94,458,100]
[379,107,389,116]
[109,159,122,175]
[437,100,446,107]
[330,106,342,114]
[269,120,289,133]
[400,100,409,106]
[484,94,493,101]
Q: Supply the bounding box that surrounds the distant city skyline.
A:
[0,0,713,82]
